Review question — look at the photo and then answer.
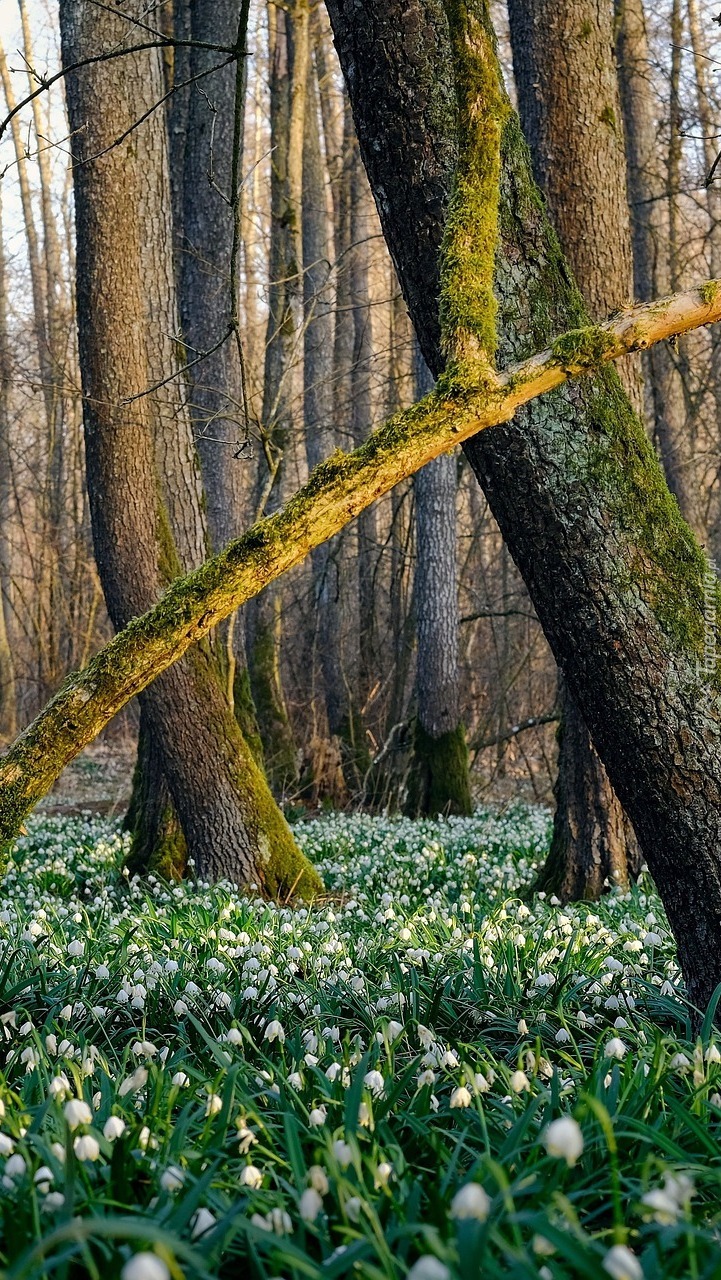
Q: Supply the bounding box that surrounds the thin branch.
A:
[0,39,235,142]
[471,713,559,752]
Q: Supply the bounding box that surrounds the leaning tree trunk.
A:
[506,0,640,897]
[615,0,694,524]
[245,0,308,793]
[406,341,471,817]
[325,0,721,1013]
[60,0,320,897]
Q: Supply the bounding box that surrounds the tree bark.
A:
[323,0,721,1013]
[245,0,308,792]
[406,342,471,817]
[0,189,16,740]
[686,0,721,561]
[59,0,320,897]
[506,0,640,896]
[615,0,694,523]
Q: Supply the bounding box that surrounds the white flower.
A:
[417,1069,436,1089]
[205,1093,223,1117]
[34,1165,53,1193]
[119,1067,148,1097]
[190,1207,216,1239]
[509,1070,530,1093]
[641,1187,680,1224]
[64,1099,92,1129]
[604,1038,627,1060]
[48,1075,71,1101]
[299,1186,323,1221]
[264,1020,285,1044]
[555,1028,571,1044]
[237,1124,257,1154]
[450,1182,490,1221]
[669,1052,690,1073]
[407,1260,451,1280]
[705,1044,721,1064]
[74,1134,100,1161]
[333,1139,353,1168]
[309,1105,327,1127]
[4,1153,26,1180]
[173,1000,188,1016]
[95,964,110,980]
[103,1116,126,1141]
[171,1072,189,1088]
[643,932,662,947]
[450,1086,472,1109]
[67,940,84,958]
[240,1164,263,1189]
[345,1195,362,1222]
[374,1161,393,1189]
[42,1191,65,1212]
[543,1116,584,1166]
[160,1165,185,1193]
[363,1070,385,1096]
[121,1254,170,1280]
[602,1245,643,1280]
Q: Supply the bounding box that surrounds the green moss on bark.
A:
[248,614,299,793]
[440,0,508,380]
[233,665,265,767]
[405,718,472,817]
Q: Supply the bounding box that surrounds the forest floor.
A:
[0,808,716,1279]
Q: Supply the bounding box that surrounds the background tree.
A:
[59,0,320,895]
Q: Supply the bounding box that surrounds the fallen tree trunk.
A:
[0,281,718,853]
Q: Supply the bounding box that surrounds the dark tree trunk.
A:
[60,0,321,897]
[325,0,721,1012]
[506,0,640,897]
[406,342,471,817]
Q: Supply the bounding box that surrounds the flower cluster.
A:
[0,809,716,1277]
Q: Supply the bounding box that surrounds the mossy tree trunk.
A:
[324,0,721,1012]
[406,343,471,817]
[60,0,321,897]
[507,0,641,897]
[245,0,307,793]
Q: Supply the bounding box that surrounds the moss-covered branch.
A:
[0,280,720,848]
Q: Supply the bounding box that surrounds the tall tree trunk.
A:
[406,341,471,817]
[387,285,416,736]
[60,0,320,896]
[179,0,261,746]
[687,0,721,560]
[506,0,640,897]
[245,0,308,792]
[349,142,378,707]
[615,0,694,522]
[302,53,364,794]
[0,191,16,741]
[325,0,721,1012]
